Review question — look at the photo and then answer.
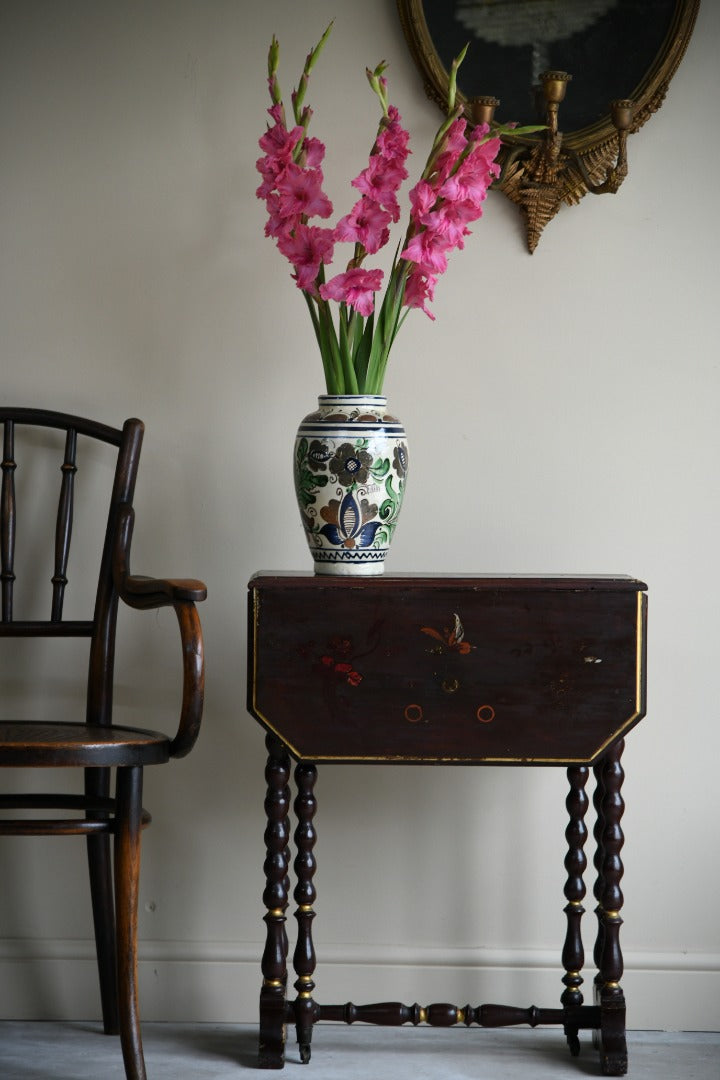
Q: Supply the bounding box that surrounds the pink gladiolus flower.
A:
[263,192,295,239]
[256,117,306,198]
[430,118,469,187]
[258,121,304,160]
[439,145,500,206]
[375,106,411,163]
[351,154,407,222]
[421,209,472,249]
[320,267,384,316]
[335,198,391,254]
[276,162,333,221]
[403,269,436,320]
[302,136,326,167]
[469,121,491,141]
[439,171,489,207]
[400,231,450,275]
[468,135,503,178]
[426,196,485,245]
[443,117,469,154]
[408,179,438,227]
[255,153,287,200]
[277,224,335,291]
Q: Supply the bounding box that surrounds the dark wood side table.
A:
[247,573,647,1075]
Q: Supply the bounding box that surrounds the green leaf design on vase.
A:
[376,472,404,545]
[295,437,329,510]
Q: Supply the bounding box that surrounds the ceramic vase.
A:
[293,395,408,576]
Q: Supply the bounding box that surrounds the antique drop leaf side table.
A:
[247,573,647,1075]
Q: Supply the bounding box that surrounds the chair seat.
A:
[0,721,171,767]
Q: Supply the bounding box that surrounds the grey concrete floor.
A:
[0,1024,717,1080]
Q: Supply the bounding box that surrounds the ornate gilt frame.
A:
[397,0,701,250]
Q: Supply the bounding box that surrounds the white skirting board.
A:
[0,940,717,1032]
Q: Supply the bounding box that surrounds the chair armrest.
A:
[113,504,206,758]
[119,573,207,609]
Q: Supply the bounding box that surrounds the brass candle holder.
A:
[468,73,635,254]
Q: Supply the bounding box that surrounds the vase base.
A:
[312,553,386,576]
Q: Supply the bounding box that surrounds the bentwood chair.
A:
[0,408,206,1080]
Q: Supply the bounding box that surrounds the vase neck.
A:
[318,394,387,408]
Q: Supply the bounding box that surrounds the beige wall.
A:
[0,0,718,1031]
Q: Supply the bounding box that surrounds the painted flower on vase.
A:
[307,439,332,471]
[393,443,409,478]
[320,491,380,549]
[328,443,372,486]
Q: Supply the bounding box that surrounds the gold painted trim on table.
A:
[582,590,646,763]
[249,586,647,765]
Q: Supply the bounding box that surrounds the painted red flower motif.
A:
[317,644,363,686]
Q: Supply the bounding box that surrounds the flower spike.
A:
[447,42,469,113]
[267,35,285,127]
[292,21,334,126]
[366,61,390,116]
[257,29,509,393]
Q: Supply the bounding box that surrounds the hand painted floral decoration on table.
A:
[256,23,537,395]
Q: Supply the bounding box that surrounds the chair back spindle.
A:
[1,420,17,622]
[51,427,78,622]
[0,411,141,708]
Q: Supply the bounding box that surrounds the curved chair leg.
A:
[86,767,119,1034]
[115,766,147,1080]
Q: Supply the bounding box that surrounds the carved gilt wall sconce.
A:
[397,0,700,253]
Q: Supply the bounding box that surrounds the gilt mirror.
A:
[397,0,700,251]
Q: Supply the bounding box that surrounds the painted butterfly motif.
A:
[420,612,475,654]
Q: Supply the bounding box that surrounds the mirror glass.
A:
[398,0,700,249]
[419,0,677,131]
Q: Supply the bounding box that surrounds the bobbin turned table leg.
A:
[259,734,292,1069]
[561,764,590,1058]
[292,762,318,1064]
[593,740,628,1077]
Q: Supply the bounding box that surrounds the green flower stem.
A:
[354,311,374,391]
[318,299,346,393]
[338,304,359,393]
[363,262,410,394]
[304,293,336,393]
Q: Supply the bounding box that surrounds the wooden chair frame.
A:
[0,408,206,1080]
